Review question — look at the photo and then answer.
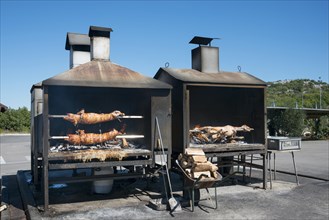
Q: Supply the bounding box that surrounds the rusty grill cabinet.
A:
[30,27,172,211]
[154,38,267,188]
[32,61,172,211]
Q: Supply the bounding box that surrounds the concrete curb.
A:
[0,133,30,136]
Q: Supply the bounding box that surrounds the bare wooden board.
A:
[189,143,265,153]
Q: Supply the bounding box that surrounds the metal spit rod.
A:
[48,115,144,119]
[116,135,144,139]
[49,135,144,140]
[118,116,144,119]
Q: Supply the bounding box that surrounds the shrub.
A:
[268,108,306,137]
[0,107,30,133]
[305,116,329,139]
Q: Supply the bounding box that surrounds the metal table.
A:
[267,149,300,189]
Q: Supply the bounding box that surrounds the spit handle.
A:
[155,117,174,198]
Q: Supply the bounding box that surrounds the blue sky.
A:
[1,0,328,109]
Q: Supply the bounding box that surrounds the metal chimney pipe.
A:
[190,36,220,73]
[88,26,113,61]
[65,33,90,69]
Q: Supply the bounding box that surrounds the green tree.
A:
[267,79,329,109]
[268,108,306,137]
[305,116,329,139]
[0,107,30,133]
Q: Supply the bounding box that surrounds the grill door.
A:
[151,95,171,151]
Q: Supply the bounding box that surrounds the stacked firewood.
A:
[189,124,254,144]
[178,148,219,180]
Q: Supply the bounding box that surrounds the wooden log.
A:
[190,155,207,163]
[192,171,211,179]
[185,148,205,156]
[192,161,218,172]
[211,171,220,179]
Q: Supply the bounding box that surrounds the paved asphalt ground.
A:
[0,135,31,176]
[1,135,328,219]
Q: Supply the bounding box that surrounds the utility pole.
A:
[301,89,304,109]
[320,86,322,109]
[319,77,322,109]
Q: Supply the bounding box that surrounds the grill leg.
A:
[268,152,272,189]
[205,188,216,209]
[215,187,218,209]
[209,187,218,210]
[249,154,253,184]
[291,152,299,185]
[242,155,246,182]
[274,153,276,180]
[191,189,195,212]
[263,153,267,190]
[42,161,49,212]
[237,155,240,173]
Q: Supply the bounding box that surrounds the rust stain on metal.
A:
[155,67,266,86]
[43,60,171,89]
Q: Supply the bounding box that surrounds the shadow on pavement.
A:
[1,175,27,220]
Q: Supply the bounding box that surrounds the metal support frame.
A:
[39,86,159,212]
[249,155,253,183]
[183,85,190,151]
[241,154,265,185]
[268,152,272,189]
[267,150,300,189]
[188,187,218,212]
[153,118,171,169]
[49,172,150,184]
[291,151,299,185]
[42,88,49,212]
[31,126,39,186]
[182,83,267,189]
[48,159,152,170]
[205,150,267,189]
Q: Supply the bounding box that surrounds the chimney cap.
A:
[189,36,220,46]
[65,33,90,50]
[89,26,113,38]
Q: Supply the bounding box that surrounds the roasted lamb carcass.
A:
[64,109,125,126]
[190,124,254,144]
[65,129,122,145]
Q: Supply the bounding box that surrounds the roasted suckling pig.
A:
[65,129,122,145]
[64,109,125,125]
[190,124,254,144]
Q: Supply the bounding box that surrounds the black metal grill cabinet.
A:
[30,26,172,211]
[154,36,267,188]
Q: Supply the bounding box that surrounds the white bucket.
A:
[93,167,114,194]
